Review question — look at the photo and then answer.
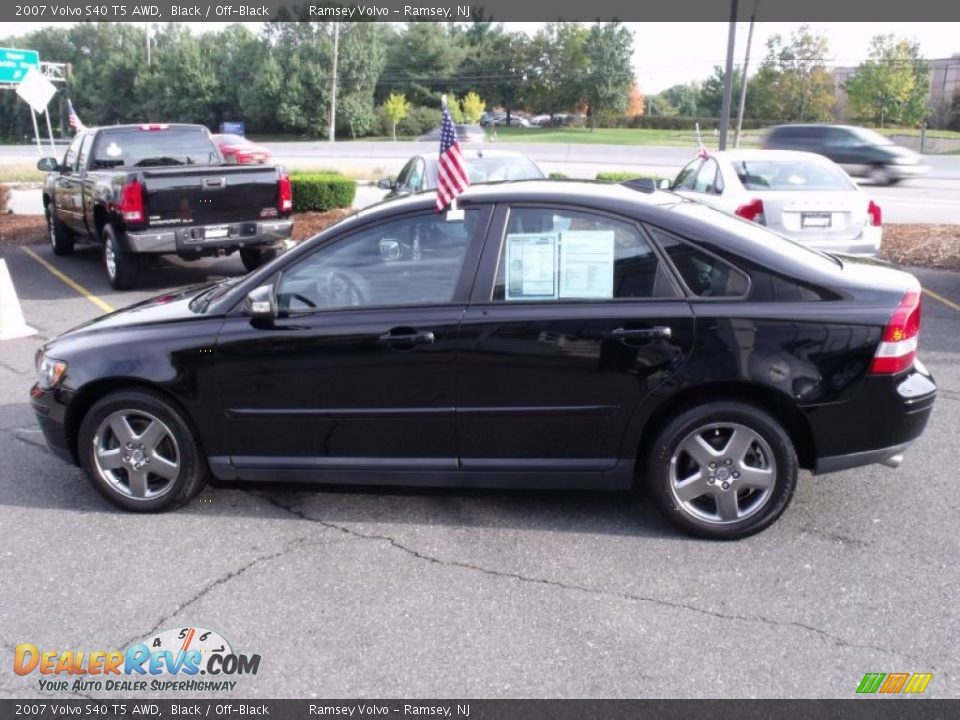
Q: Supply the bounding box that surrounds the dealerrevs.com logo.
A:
[14,626,261,693]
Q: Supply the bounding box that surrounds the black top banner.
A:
[2,700,960,720]
[4,0,960,22]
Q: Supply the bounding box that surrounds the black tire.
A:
[645,401,798,540]
[102,223,139,290]
[46,202,75,256]
[868,165,893,186]
[78,389,208,512]
[240,246,278,272]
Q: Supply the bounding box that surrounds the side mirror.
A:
[377,178,395,190]
[658,178,672,190]
[37,157,60,172]
[243,284,277,321]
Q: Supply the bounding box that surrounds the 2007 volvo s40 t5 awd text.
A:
[30,181,936,539]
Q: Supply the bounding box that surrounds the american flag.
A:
[67,99,85,132]
[436,97,469,212]
[695,122,708,159]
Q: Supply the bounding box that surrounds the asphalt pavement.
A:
[0,243,958,699]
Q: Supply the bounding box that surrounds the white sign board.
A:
[16,66,56,113]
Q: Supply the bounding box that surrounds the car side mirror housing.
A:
[377,178,394,190]
[37,157,60,172]
[243,284,277,321]
[658,178,671,190]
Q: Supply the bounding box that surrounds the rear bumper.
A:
[809,362,936,475]
[792,225,882,257]
[125,219,293,255]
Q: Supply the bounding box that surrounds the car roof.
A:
[421,148,537,161]
[707,149,837,163]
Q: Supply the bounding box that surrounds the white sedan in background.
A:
[671,150,883,256]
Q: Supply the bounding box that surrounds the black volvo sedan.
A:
[30,181,936,539]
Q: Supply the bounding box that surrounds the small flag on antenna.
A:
[436,95,469,213]
[695,122,708,159]
[67,99,85,132]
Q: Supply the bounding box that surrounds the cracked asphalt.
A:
[0,242,958,699]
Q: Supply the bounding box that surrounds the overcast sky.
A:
[9,21,960,94]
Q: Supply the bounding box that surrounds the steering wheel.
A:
[316,269,368,307]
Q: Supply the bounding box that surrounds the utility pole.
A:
[718,0,738,150]
[145,24,151,66]
[329,22,339,143]
[734,0,758,148]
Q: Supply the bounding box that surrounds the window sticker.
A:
[105,142,122,158]
[505,233,558,300]
[558,230,615,299]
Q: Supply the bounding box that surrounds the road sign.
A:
[0,47,40,84]
[17,67,56,112]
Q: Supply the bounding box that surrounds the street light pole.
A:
[734,0,758,148]
[718,0,739,150]
[329,22,339,143]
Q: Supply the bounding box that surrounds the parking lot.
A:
[0,240,958,698]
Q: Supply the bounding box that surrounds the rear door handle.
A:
[611,326,672,340]
[377,329,435,346]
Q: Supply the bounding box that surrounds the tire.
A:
[869,165,893,186]
[645,401,798,540]
[78,389,208,512]
[46,203,75,256]
[102,223,139,290]
[240,247,278,272]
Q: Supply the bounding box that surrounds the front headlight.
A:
[37,354,68,390]
[892,156,916,165]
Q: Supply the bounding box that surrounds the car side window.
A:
[62,135,83,173]
[647,226,749,298]
[405,158,425,192]
[394,159,414,190]
[673,160,700,191]
[692,159,720,194]
[277,210,482,312]
[492,207,678,302]
[76,134,94,172]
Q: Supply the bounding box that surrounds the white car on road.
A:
[671,149,883,256]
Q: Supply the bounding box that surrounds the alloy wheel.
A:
[92,409,181,500]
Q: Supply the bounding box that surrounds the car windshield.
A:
[848,127,895,146]
[219,134,247,145]
[732,158,854,191]
[465,156,543,183]
[673,201,843,268]
[91,128,220,168]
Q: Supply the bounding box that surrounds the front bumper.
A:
[809,362,936,475]
[887,163,930,180]
[30,384,75,465]
[126,219,293,255]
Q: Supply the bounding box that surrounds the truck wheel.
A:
[240,247,278,272]
[102,224,139,290]
[47,203,75,256]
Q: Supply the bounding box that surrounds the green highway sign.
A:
[0,48,40,84]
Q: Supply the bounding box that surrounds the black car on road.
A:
[30,181,936,539]
[39,123,293,290]
[762,124,929,185]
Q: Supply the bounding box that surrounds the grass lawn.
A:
[489,126,763,146]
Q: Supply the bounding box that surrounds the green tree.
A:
[524,23,590,118]
[461,91,486,124]
[750,24,835,122]
[845,35,929,126]
[381,92,411,141]
[584,22,635,129]
[378,23,464,107]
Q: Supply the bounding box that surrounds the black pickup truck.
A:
[38,123,293,289]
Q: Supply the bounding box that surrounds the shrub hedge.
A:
[595,171,668,183]
[290,173,356,212]
[599,115,769,131]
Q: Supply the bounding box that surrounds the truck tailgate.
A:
[142,165,281,226]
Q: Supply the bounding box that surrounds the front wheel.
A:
[102,224,139,290]
[78,389,208,512]
[240,246,278,272]
[645,401,798,540]
[868,166,893,186]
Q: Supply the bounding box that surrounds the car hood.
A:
[56,283,215,339]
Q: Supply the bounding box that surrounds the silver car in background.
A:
[672,150,883,256]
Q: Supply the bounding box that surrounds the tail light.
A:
[278,173,293,213]
[869,290,921,375]
[119,179,145,223]
[867,200,882,226]
[139,123,170,131]
[735,198,765,225]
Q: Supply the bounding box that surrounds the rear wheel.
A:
[47,203,75,256]
[102,223,139,290]
[78,389,208,512]
[645,401,798,540]
[240,247,278,272]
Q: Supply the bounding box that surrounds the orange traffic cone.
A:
[0,258,37,340]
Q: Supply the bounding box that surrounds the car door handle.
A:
[611,326,672,340]
[377,330,435,346]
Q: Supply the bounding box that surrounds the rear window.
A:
[733,158,853,191]
[465,156,543,183]
[92,128,220,169]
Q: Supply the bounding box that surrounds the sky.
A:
[8,21,960,94]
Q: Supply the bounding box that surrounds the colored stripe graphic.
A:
[879,673,910,693]
[857,673,886,693]
[903,673,933,694]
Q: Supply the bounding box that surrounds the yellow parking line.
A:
[923,287,960,313]
[21,247,114,314]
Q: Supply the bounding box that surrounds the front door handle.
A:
[611,326,672,340]
[377,329,435,347]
